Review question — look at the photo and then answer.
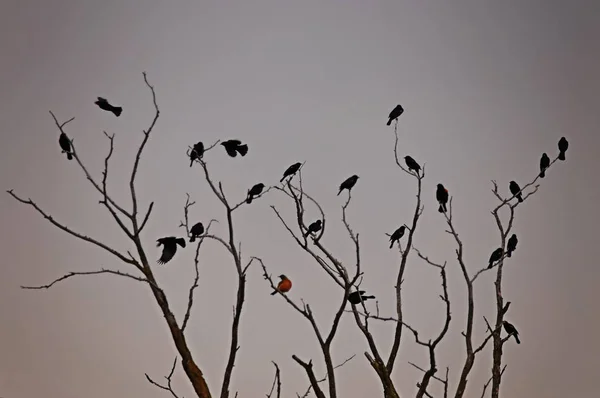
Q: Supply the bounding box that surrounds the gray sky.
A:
[1,0,599,397]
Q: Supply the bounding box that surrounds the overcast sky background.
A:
[1,1,599,397]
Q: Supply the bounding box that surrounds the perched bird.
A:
[506,234,518,258]
[558,137,569,161]
[189,222,205,243]
[246,183,265,204]
[436,184,449,213]
[95,97,122,117]
[404,156,421,174]
[348,290,376,305]
[304,220,323,237]
[271,275,292,295]
[509,181,523,202]
[189,142,205,167]
[488,247,504,268]
[221,140,248,157]
[539,153,550,178]
[387,104,404,126]
[502,320,521,344]
[156,237,186,264]
[338,175,359,196]
[280,162,302,182]
[389,226,406,249]
[59,132,73,160]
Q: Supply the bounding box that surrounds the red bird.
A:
[271,275,292,295]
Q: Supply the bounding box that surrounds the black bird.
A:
[389,226,406,249]
[558,137,569,161]
[189,142,205,167]
[95,97,122,117]
[436,184,449,213]
[509,181,523,202]
[488,247,504,268]
[304,220,322,238]
[189,222,205,243]
[502,320,521,344]
[59,132,73,160]
[246,183,265,204]
[404,156,421,174]
[539,153,550,178]
[348,290,376,305]
[156,237,186,264]
[506,234,518,258]
[221,140,248,157]
[280,162,302,182]
[337,175,359,196]
[387,104,404,126]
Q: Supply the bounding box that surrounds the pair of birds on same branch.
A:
[488,233,518,269]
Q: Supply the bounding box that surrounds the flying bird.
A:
[271,275,292,295]
[404,156,421,175]
[539,153,550,178]
[189,141,205,166]
[436,184,449,213]
[59,132,73,160]
[156,237,186,265]
[94,97,122,117]
[509,181,523,203]
[488,247,504,268]
[389,225,406,249]
[189,222,205,243]
[558,137,569,161]
[502,320,521,344]
[280,162,302,182]
[221,140,248,157]
[304,219,323,238]
[348,290,376,305]
[387,104,404,126]
[246,183,265,204]
[338,175,359,196]
[506,234,518,258]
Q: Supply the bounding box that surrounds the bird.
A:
[189,222,205,243]
[506,234,518,258]
[59,132,73,160]
[221,140,248,157]
[539,153,550,178]
[348,290,376,305]
[488,247,504,268]
[94,97,122,117]
[304,220,322,237]
[280,162,302,182]
[389,226,406,249]
[246,183,265,204]
[509,181,523,202]
[156,237,186,264]
[271,275,292,295]
[387,104,404,126]
[404,156,421,174]
[189,142,205,167]
[558,137,569,161]
[436,184,449,213]
[338,175,359,196]
[502,320,521,344]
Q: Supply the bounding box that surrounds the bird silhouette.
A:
[246,183,265,204]
[156,237,186,264]
[95,97,122,117]
[338,175,359,196]
[348,290,376,305]
[59,132,73,160]
[436,184,449,213]
[488,247,504,268]
[387,104,404,126]
[189,222,205,243]
[506,234,518,258]
[304,220,322,237]
[389,226,406,249]
[189,142,205,166]
[404,156,421,175]
[509,181,523,202]
[539,153,550,178]
[221,140,248,157]
[280,162,302,182]
[271,275,292,295]
[502,320,520,344]
[558,137,569,161]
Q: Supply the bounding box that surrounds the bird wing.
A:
[157,244,176,264]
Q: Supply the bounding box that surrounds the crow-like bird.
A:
[246,183,265,204]
[506,234,518,258]
[389,226,406,249]
[539,153,550,178]
[221,140,248,157]
[304,220,322,237]
[59,132,73,160]
[387,104,404,126]
[348,290,376,305]
[280,162,302,182]
[271,275,292,295]
[488,247,504,268]
[503,320,521,344]
[156,237,186,264]
[558,137,569,161]
[404,156,421,174]
[95,97,122,117]
[338,175,359,196]
[189,141,205,166]
[436,184,449,213]
[509,181,523,202]
[189,222,205,243]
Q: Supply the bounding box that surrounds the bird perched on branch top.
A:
[509,181,523,203]
[539,153,550,178]
[304,220,322,238]
[506,234,518,257]
[189,141,205,167]
[189,222,205,243]
[436,184,449,213]
[246,183,265,204]
[348,290,376,305]
[502,320,521,344]
[558,137,569,161]
[387,104,404,126]
[488,247,504,268]
[338,175,359,196]
[389,225,406,249]
[95,97,122,117]
[404,156,421,175]
[59,132,73,160]
[221,139,248,157]
[156,237,186,264]
[280,162,302,182]
[271,275,292,295]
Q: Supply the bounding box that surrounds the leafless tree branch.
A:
[21,268,150,290]
[145,357,182,398]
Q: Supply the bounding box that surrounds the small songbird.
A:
[509,181,523,202]
[189,142,205,166]
[95,97,122,117]
[436,184,449,213]
[59,132,73,160]
[387,104,404,126]
[506,234,518,258]
[221,140,248,157]
[280,162,302,182]
[189,222,205,243]
[348,290,376,305]
[404,156,421,175]
[304,220,323,238]
[488,247,504,268]
[539,153,550,178]
[271,275,292,295]
[558,137,569,161]
[246,183,265,204]
[502,320,521,344]
[338,175,359,196]
[156,237,186,264]
[389,225,406,249]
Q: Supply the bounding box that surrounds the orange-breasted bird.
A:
[271,274,292,295]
